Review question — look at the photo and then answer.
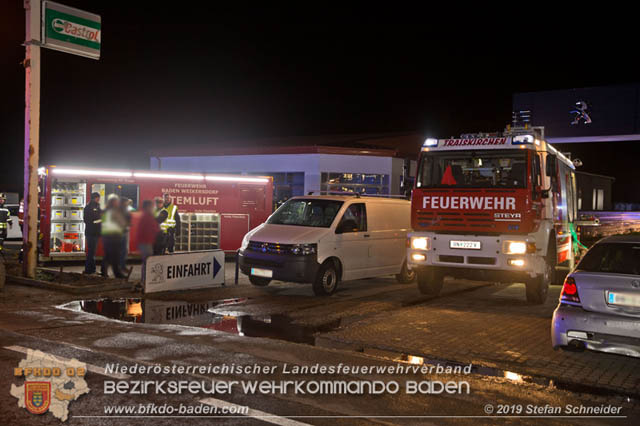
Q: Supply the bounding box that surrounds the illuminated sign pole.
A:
[22,1,100,277]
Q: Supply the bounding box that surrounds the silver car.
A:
[551,235,640,357]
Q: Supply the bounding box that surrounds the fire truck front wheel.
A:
[525,261,551,304]
[395,260,416,284]
[417,268,443,296]
[249,276,271,287]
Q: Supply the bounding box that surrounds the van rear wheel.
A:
[395,260,416,284]
[249,276,271,287]
[417,269,443,296]
[313,262,339,296]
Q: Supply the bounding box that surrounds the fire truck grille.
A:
[439,255,464,263]
[248,241,294,255]
[417,211,496,229]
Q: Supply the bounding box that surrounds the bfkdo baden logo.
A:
[10,349,90,422]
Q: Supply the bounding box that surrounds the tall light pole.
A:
[23,0,41,278]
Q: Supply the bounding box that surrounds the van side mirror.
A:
[336,219,358,234]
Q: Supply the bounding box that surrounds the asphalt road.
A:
[0,261,638,425]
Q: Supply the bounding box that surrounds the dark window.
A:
[417,150,527,189]
[578,243,640,276]
[338,203,367,233]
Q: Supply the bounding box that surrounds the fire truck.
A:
[407,126,578,304]
[38,166,273,261]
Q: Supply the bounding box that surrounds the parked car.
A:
[551,234,640,357]
[238,195,415,296]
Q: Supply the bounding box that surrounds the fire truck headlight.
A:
[411,253,426,262]
[411,237,429,250]
[504,241,527,255]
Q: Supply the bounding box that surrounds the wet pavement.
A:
[1,261,639,424]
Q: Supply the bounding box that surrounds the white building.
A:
[150,143,418,205]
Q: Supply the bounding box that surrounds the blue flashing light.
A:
[423,138,438,147]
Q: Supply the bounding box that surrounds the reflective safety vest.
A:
[0,206,11,229]
[101,209,123,236]
[160,204,178,233]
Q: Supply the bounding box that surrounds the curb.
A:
[7,275,132,294]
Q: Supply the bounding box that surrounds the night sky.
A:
[1,3,637,201]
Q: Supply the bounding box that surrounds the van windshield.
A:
[417,150,528,188]
[268,199,344,228]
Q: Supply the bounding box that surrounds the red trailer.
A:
[38,166,273,260]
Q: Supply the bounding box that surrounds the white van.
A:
[238,195,414,296]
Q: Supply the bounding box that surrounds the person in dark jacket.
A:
[101,194,127,279]
[83,192,102,274]
[153,197,167,255]
[118,197,133,273]
[137,199,161,285]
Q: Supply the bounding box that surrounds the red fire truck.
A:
[38,166,273,261]
[407,126,578,304]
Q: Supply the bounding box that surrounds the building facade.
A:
[150,146,417,206]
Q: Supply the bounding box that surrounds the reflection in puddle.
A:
[60,298,327,344]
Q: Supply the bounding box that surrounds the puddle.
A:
[58,298,332,344]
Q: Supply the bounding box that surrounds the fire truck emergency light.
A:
[423,138,438,147]
[512,134,534,145]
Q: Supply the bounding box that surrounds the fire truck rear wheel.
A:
[525,262,551,304]
[395,260,416,284]
[249,276,271,287]
[417,269,443,296]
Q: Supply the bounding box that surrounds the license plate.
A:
[251,268,273,278]
[607,292,640,307]
[450,240,481,250]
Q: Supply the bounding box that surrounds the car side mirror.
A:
[336,219,358,234]
[546,154,558,178]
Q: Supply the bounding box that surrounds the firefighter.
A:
[153,197,167,255]
[18,198,24,233]
[161,193,181,253]
[83,192,102,275]
[0,193,13,247]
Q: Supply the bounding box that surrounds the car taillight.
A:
[561,276,580,304]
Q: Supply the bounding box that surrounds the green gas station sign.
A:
[43,1,101,60]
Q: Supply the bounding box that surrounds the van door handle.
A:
[364,234,370,238]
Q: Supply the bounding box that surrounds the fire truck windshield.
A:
[268,199,344,228]
[417,150,527,189]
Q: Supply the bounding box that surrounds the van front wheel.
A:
[417,269,443,296]
[249,276,271,287]
[313,262,339,296]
